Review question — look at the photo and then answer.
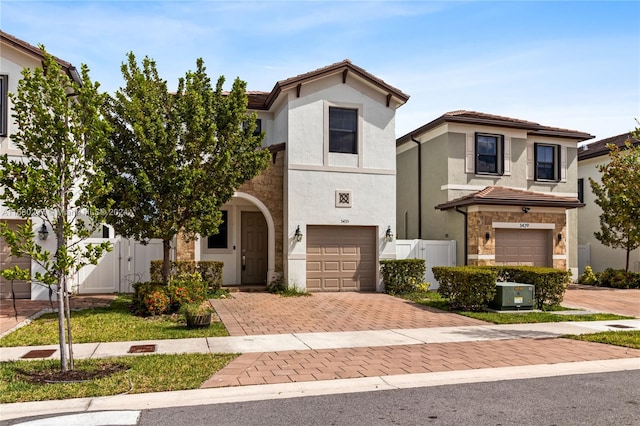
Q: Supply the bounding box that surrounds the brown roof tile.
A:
[1,30,81,85]
[578,132,639,161]
[397,110,594,146]
[435,186,584,210]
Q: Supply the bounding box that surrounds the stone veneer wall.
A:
[176,235,196,261]
[237,149,285,274]
[467,210,567,270]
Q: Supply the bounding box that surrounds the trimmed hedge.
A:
[482,266,570,309]
[150,260,223,292]
[432,266,497,311]
[380,259,426,295]
[597,268,640,289]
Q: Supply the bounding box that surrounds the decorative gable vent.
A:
[335,190,352,208]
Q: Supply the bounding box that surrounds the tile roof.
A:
[578,132,639,161]
[1,30,81,85]
[251,59,409,110]
[435,186,584,210]
[397,110,594,146]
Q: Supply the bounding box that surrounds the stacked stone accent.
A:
[237,148,285,274]
[467,210,566,269]
[175,234,196,261]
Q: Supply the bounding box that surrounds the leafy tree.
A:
[100,53,270,283]
[589,126,640,271]
[0,48,112,371]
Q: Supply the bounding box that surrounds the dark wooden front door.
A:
[241,212,268,284]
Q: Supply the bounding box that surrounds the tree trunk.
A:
[64,275,74,370]
[626,246,630,272]
[162,238,171,284]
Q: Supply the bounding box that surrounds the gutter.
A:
[410,136,422,239]
[454,207,467,265]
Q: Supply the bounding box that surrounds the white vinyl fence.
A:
[395,239,456,289]
[71,238,164,294]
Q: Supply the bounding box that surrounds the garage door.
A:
[495,229,551,267]
[306,226,376,291]
[1,220,31,299]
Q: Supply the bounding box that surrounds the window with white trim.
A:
[475,133,504,175]
[535,143,560,181]
[207,210,228,249]
[329,107,358,154]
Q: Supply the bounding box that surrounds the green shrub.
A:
[266,274,287,294]
[432,266,497,311]
[482,266,570,309]
[598,268,640,289]
[380,259,427,295]
[167,272,207,311]
[579,266,598,285]
[150,260,223,292]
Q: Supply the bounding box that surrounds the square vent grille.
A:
[336,190,352,208]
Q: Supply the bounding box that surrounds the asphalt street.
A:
[5,370,638,426]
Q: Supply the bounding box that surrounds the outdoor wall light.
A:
[485,232,490,242]
[385,226,394,242]
[557,233,562,242]
[521,207,530,213]
[294,225,303,242]
[38,222,49,240]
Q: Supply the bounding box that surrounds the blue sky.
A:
[2,1,638,140]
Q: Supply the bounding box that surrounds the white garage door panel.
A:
[1,220,31,299]
[306,226,376,292]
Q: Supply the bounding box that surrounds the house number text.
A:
[341,219,350,224]
[519,223,530,228]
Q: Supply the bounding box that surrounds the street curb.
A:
[2,358,639,421]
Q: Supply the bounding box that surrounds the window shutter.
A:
[503,136,511,175]
[560,146,567,182]
[526,143,534,180]
[465,133,474,173]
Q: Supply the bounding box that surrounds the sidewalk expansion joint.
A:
[379,375,400,390]
[291,334,313,350]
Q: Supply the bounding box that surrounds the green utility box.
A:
[490,282,534,310]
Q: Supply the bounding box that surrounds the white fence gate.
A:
[395,239,456,289]
[577,244,590,276]
[71,238,164,294]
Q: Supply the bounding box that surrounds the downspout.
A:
[410,136,422,239]
[454,207,468,265]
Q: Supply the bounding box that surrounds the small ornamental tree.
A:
[99,54,270,283]
[589,126,640,272]
[0,48,112,372]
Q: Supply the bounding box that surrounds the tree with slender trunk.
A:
[589,126,640,272]
[99,53,269,283]
[0,48,111,372]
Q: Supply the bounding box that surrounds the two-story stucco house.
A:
[396,111,593,279]
[577,132,640,274]
[0,31,84,300]
[177,60,409,292]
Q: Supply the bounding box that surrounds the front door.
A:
[241,212,268,284]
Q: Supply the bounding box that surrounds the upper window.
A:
[207,210,228,249]
[0,75,7,137]
[535,143,560,181]
[475,133,504,175]
[253,118,262,137]
[329,107,358,154]
[577,178,584,203]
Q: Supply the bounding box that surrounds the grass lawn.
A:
[569,330,640,349]
[402,291,633,324]
[0,295,228,347]
[0,353,238,403]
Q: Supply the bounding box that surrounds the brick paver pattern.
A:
[210,292,487,336]
[202,338,640,388]
[563,285,640,318]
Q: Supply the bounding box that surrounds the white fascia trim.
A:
[288,164,395,175]
[440,184,487,191]
[492,222,556,230]
[467,254,495,260]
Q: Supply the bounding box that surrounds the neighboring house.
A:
[396,111,593,280]
[577,133,640,274]
[177,60,409,291]
[0,31,84,300]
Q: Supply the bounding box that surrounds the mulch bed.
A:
[17,362,128,384]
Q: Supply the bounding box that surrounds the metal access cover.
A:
[128,344,156,353]
[21,349,56,359]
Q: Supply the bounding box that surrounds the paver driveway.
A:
[210,292,487,336]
